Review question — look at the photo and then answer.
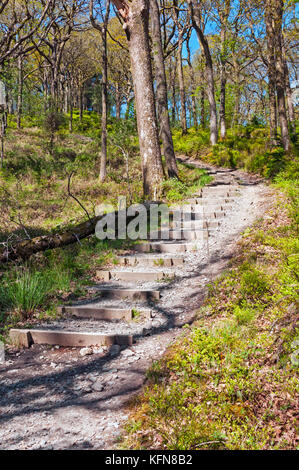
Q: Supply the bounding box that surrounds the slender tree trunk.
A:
[79,85,83,123]
[17,54,23,129]
[69,80,73,132]
[219,5,229,140]
[266,2,278,145]
[273,0,290,151]
[186,38,198,129]
[43,69,49,112]
[219,69,226,139]
[200,87,205,128]
[125,96,133,119]
[177,40,187,135]
[282,38,295,134]
[189,2,218,145]
[112,0,164,199]
[64,83,68,114]
[100,28,108,182]
[170,59,177,125]
[150,0,178,178]
[115,82,121,119]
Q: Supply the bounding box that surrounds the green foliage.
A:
[172,127,210,157]
[43,109,65,136]
[239,264,270,299]
[209,143,241,168]
[179,123,298,182]
[233,305,255,325]
[162,164,212,202]
[0,270,53,320]
[246,147,286,177]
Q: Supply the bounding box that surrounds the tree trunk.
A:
[17,54,23,129]
[170,59,177,125]
[273,0,290,151]
[177,40,187,135]
[186,38,198,129]
[150,0,178,178]
[79,86,83,123]
[219,1,230,140]
[113,0,164,199]
[200,87,205,128]
[100,26,108,182]
[219,69,226,140]
[189,2,218,145]
[115,82,121,119]
[125,96,134,119]
[64,83,68,114]
[69,80,73,132]
[282,38,295,134]
[266,1,278,145]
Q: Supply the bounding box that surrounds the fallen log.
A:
[0,203,158,264]
[0,216,101,264]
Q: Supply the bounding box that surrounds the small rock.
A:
[92,381,104,392]
[142,328,151,336]
[93,347,104,354]
[86,374,98,383]
[109,345,120,357]
[121,349,134,357]
[79,347,93,357]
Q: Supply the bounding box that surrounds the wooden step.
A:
[134,242,190,253]
[118,255,184,267]
[134,241,206,253]
[137,241,205,252]
[97,270,174,282]
[169,212,225,221]
[173,220,221,230]
[9,328,133,348]
[59,305,134,321]
[148,229,206,241]
[88,286,161,301]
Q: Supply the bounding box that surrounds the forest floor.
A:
[0,159,273,450]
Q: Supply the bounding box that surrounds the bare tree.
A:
[90,0,111,182]
[188,0,218,145]
[0,0,52,66]
[173,0,190,135]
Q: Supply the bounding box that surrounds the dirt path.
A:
[0,160,272,450]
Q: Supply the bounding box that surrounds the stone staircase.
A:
[9,162,240,352]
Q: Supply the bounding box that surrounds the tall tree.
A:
[173,0,189,135]
[90,0,111,182]
[112,0,164,199]
[217,0,231,140]
[265,0,278,144]
[150,0,178,178]
[271,0,290,151]
[186,31,198,129]
[188,0,218,145]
